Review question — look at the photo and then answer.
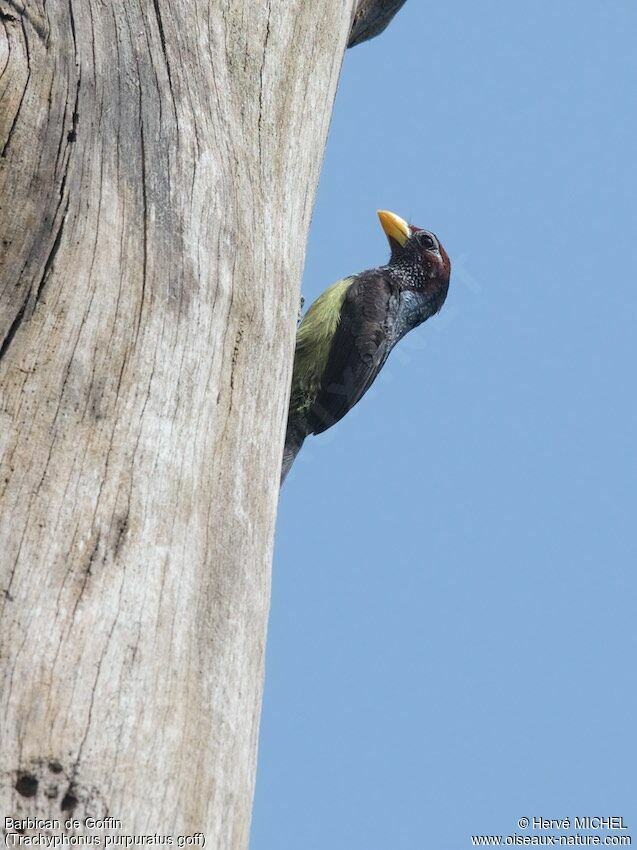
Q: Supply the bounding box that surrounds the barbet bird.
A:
[281,210,451,484]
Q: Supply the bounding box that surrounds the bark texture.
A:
[0,0,356,842]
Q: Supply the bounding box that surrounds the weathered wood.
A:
[0,0,359,842]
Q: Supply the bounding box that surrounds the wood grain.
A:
[0,0,356,841]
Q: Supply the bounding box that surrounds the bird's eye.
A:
[415,232,437,250]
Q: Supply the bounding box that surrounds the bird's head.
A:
[377,209,450,311]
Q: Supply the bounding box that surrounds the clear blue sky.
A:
[252,2,637,847]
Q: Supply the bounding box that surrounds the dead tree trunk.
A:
[0,0,404,843]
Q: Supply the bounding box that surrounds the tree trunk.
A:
[0,0,402,843]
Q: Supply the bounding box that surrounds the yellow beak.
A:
[377,210,410,247]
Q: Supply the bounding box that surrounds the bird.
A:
[281,209,451,484]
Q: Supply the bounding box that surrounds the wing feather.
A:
[307,271,396,435]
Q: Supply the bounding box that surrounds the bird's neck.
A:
[382,261,414,285]
[379,268,440,349]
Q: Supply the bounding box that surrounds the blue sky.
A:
[252,2,637,847]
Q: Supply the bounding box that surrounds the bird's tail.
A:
[281,419,306,486]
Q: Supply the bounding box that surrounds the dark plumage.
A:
[282,210,451,484]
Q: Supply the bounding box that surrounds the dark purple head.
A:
[377,209,451,312]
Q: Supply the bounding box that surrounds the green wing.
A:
[289,277,353,420]
[306,271,394,435]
